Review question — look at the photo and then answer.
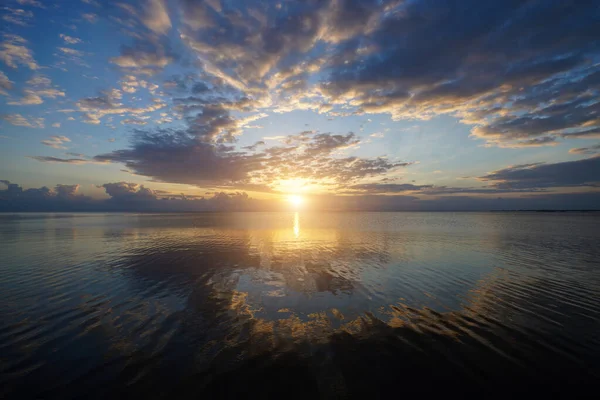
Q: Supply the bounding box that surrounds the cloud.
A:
[59,34,82,44]
[0,180,94,212]
[95,128,410,190]
[345,183,432,193]
[3,178,600,213]
[41,135,71,149]
[341,182,540,196]
[81,0,100,7]
[101,181,156,200]
[0,34,39,69]
[569,144,600,155]
[109,39,175,73]
[94,129,262,185]
[121,118,147,125]
[142,0,171,34]
[7,74,65,105]
[478,156,600,190]
[17,0,45,7]
[82,13,97,23]
[318,1,600,147]
[28,156,94,164]
[55,46,89,67]
[52,122,61,128]
[76,88,165,124]
[2,7,33,26]
[58,47,84,56]
[1,113,44,128]
[8,88,65,105]
[0,71,13,95]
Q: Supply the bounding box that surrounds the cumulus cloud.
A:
[1,113,44,128]
[0,34,39,70]
[101,181,156,200]
[41,135,71,149]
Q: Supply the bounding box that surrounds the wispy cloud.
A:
[41,135,71,149]
[7,74,65,105]
[1,113,44,128]
[59,34,83,45]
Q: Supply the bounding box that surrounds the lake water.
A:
[1,212,599,398]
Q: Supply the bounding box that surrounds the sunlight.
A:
[293,212,300,238]
[288,194,304,209]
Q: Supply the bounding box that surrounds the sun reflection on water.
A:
[293,212,300,238]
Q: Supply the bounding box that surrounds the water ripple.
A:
[1,212,599,398]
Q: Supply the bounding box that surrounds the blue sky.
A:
[1,0,600,211]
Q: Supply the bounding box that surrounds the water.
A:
[1,212,599,398]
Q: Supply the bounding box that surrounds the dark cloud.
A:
[94,129,263,185]
[0,180,272,212]
[478,156,600,190]
[3,178,600,212]
[29,156,94,164]
[344,183,432,193]
[110,38,177,74]
[95,126,410,190]
[343,183,542,195]
[0,180,91,211]
[321,0,600,147]
[101,181,156,200]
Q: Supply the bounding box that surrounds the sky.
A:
[1,0,600,211]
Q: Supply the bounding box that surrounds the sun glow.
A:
[287,194,304,208]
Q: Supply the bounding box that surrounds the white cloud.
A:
[26,75,51,86]
[17,0,45,7]
[8,75,65,105]
[82,13,97,23]
[52,122,61,128]
[2,8,33,26]
[58,47,84,56]
[0,71,13,95]
[142,0,171,34]
[41,135,71,149]
[59,34,82,45]
[1,113,44,128]
[0,34,39,70]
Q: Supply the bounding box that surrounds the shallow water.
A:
[1,212,599,398]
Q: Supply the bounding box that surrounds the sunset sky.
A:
[1,0,599,211]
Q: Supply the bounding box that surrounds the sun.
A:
[287,194,304,208]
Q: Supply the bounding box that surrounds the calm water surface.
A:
[1,212,599,398]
